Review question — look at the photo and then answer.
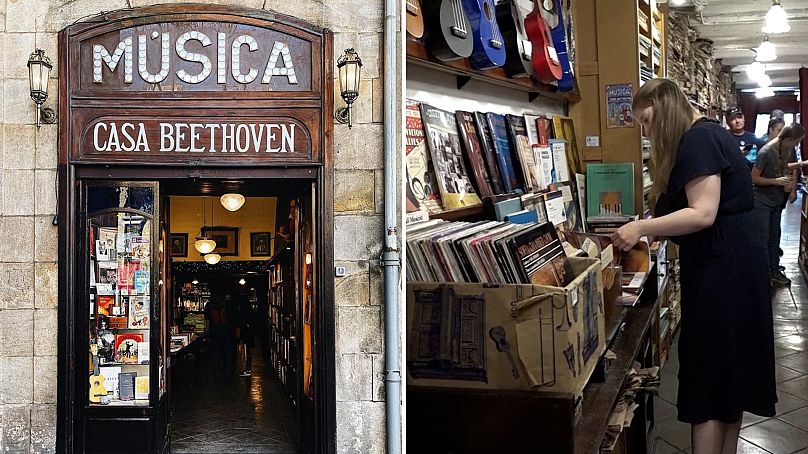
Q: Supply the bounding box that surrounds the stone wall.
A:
[0,1,396,453]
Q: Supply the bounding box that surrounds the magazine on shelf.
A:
[586,162,636,217]
[486,112,520,193]
[114,333,143,364]
[473,112,505,195]
[456,111,494,197]
[506,114,540,192]
[549,139,571,182]
[405,100,444,214]
[508,222,575,286]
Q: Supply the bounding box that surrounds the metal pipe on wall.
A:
[382,0,402,451]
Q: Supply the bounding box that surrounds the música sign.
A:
[62,5,330,165]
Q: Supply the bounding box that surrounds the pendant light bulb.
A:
[755,37,777,62]
[239,278,246,285]
[194,238,216,254]
[746,61,766,81]
[762,0,790,34]
[204,253,221,265]
[220,193,245,212]
[755,87,776,98]
[757,74,773,88]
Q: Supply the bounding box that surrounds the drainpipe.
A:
[381,0,402,450]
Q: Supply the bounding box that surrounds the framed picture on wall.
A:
[169,233,188,257]
[251,232,272,257]
[201,227,239,256]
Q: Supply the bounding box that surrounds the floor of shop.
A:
[655,191,808,453]
[169,345,299,454]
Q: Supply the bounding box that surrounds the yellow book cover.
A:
[135,375,149,400]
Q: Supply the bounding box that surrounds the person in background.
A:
[762,118,785,145]
[726,108,764,163]
[613,79,776,454]
[752,123,804,287]
[234,296,256,377]
[205,288,235,376]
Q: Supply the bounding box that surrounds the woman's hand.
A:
[776,176,793,187]
[611,221,644,252]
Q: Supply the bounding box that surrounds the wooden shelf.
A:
[430,205,485,222]
[573,300,658,454]
[407,41,580,104]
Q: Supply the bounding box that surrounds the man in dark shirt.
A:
[726,108,764,163]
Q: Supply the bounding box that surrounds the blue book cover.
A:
[494,197,523,221]
[504,209,539,224]
[486,113,520,193]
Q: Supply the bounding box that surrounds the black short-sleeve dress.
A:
[655,118,777,424]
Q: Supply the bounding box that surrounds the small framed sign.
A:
[170,233,188,257]
[251,232,272,257]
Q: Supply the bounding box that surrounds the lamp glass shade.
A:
[755,87,776,98]
[746,61,766,81]
[758,74,773,88]
[194,238,217,254]
[337,49,362,104]
[239,278,246,285]
[756,40,777,62]
[27,49,52,104]
[220,193,245,211]
[204,253,221,265]
[762,3,790,34]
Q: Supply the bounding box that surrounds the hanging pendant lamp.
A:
[204,253,221,265]
[220,193,245,212]
[194,197,217,254]
[762,0,790,34]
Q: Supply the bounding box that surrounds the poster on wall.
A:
[606,84,634,128]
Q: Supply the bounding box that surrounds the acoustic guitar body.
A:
[462,0,507,69]
[524,4,563,83]
[495,0,535,78]
[406,0,425,39]
[422,0,474,61]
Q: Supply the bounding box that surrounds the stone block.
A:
[333,33,358,59]
[35,170,57,215]
[2,170,35,215]
[35,216,57,263]
[374,170,383,215]
[0,356,33,403]
[369,262,384,307]
[33,356,56,404]
[371,353,385,402]
[371,78,383,124]
[34,262,57,309]
[2,124,36,169]
[30,404,56,453]
[334,261,370,307]
[0,404,30,452]
[266,2,326,27]
[334,170,375,213]
[34,309,57,357]
[6,0,46,32]
[35,32,59,78]
[357,33,381,79]
[333,214,382,261]
[335,353,373,401]
[332,77,373,126]
[325,0,383,32]
[0,309,33,356]
[336,401,385,454]
[3,79,34,125]
[334,124,383,170]
[41,0,131,32]
[0,263,35,310]
[2,33,36,79]
[35,122,58,169]
[0,216,34,262]
[336,305,382,354]
[130,0,264,7]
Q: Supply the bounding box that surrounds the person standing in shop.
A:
[612,79,776,454]
[726,108,764,164]
[205,289,235,376]
[234,296,256,377]
[762,117,785,145]
[752,123,803,287]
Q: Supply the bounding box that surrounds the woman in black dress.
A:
[611,79,776,454]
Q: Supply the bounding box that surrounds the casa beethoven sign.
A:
[62,7,330,165]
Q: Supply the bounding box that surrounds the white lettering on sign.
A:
[93,122,296,154]
[92,31,299,86]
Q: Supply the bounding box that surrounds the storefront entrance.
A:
[56,6,335,453]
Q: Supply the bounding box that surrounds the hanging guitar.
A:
[495,0,535,78]
[462,0,507,69]
[549,0,575,91]
[524,0,563,83]
[422,0,474,61]
[406,0,425,39]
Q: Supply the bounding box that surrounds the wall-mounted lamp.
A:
[305,252,312,265]
[27,49,57,128]
[335,48,363,129]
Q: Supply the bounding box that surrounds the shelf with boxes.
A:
[268,241,297,402]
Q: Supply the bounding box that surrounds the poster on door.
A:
[606,84,634,128]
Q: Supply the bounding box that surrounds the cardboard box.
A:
[407,257,605,397]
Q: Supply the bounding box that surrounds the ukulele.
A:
[405,0,425,39]
[524,0,563,83]
[495,0,535,78]
[422,0,474,61]
[462,0,507,69]
[549,0,575,91]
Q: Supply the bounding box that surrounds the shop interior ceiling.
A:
[672,0,808,91]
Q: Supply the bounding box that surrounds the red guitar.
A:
[524,0,562,83]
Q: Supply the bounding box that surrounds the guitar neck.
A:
[450,0,468,38]
[406,0,419,15]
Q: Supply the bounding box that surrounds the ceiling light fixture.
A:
[239,278,246,285]
[755,87,776,98]
[746,61,767,81]
[204,253,221,265]
[670,0,687,5]
[220,193,245,212]
[758,74,773,87]
[755,36,777,62]
[762,0,790,34]
[194,197,217,254]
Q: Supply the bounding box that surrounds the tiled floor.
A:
[169,344,299,453]
[655,192,808,453]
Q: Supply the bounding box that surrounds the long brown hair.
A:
[775,123,805,174]
[632,79,698,201]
